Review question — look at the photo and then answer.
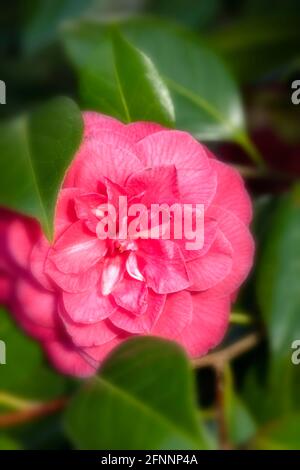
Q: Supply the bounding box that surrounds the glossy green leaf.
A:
[63,17,246,142]
[0,308,67,400]
[111,31,175,125]
[63,26,174,126]
[257,185,300,363]
[254,187,300,421]
[254,414,300,450]
[0,97,83,239]
[65,337,209,450]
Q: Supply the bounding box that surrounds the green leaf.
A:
[64,337,209,450]
[112,31,175,125]
[254,186,300,420]
[257,185,300,363]
[63,26,174,127]
[0,96,83,239]
[0,308,67,400]
[0,434,22,450]
[63,17,246,142]
[224,366,256,446]
[253,414,300,450]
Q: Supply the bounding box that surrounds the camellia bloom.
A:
[0,113,254,377]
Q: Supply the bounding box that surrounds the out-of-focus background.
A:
[0,0,300,450]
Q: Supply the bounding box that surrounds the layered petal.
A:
[136,130,217,206]
[50,221,107,274]
[63,287,116,324]
[110,290,166,333]
[152,291,193,339]
[137,240,190,294]
[7,217,38,269]
[112,275,147,315]
[178,292,231,357]
[125,165,180,206]
[186,229,233,291]
[44,340,96,377]
[210,159,252,225]
[15,278,57,329]
[207,205,255,295]
[72,138,143,192]
[126,121,164,142]
[59,304,118,347]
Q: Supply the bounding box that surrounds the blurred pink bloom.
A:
[0,113,254,377]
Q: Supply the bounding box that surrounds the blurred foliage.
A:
[0,0,300,450]
[0,308,68,399]
[0,97,83,238]
[65,337,211,450]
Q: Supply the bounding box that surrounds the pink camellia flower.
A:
[0,113,254,376]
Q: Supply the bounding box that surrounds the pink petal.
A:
[126,121,165,142]
[64,113,127,187]
[125,165,180,206]
[11,303,57,342]
[15,279,57,329]
[63,288,116,324]
[45,258,99,293]
[72,137,143,192]
[74,192,106,232]
[136,130,217,206]
[0,273,12,304]
[44,340,96,377]
[137,239,190,294]
[112,275,147,315]
[126,252,144,281]
[110,290,166,334]
[7,218,37,269]
[59,304,117,347]
[83,112,125,138]
[30,236,53,290]
[105,178,127,212]
[152,291,193,339]
[100,255,125,296]
[210,159,253,225]
[178,217,217,262]
[187,229,233,291]
[50,221,107,274]
[207,205,255,295]
[82,335,129,367]
[55,188,81,238]
[177,292,231,357]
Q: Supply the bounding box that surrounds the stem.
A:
[232,164,266,179]
[0,397,68,429]
[192,332,261,369]
[233,164,294,182]
[236,132,265,168]
[0,392,38,411]
[230,311,254,326]
[215,365,229,449]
